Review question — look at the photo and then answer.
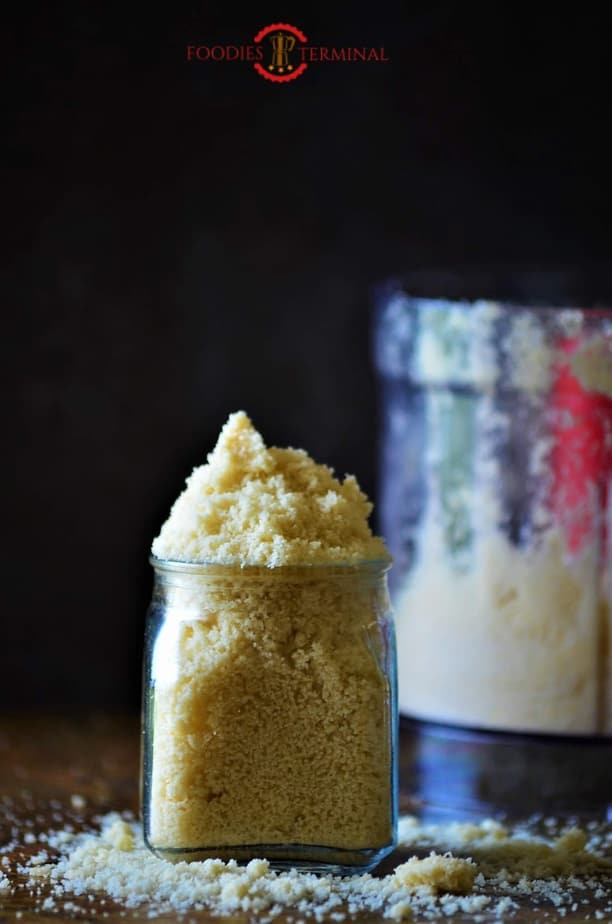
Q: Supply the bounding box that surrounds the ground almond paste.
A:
[147,412,393,855]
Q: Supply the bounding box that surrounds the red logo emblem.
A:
[253,23,308,83]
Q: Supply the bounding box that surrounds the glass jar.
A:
[374,280,612,817]
[141,558,397,873]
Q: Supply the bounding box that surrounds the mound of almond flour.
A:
[151,410,389,566]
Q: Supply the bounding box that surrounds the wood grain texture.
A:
[0,714,610,923]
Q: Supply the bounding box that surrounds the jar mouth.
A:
[149,555,391,578]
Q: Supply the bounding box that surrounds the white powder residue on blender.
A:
[393,306,611,734]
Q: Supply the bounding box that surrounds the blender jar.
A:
[374,279,611,816]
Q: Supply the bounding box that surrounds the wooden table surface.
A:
[0,714,610,923]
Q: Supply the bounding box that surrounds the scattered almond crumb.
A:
[391,853,476,893]
[387,899,412,920]
[102,818,134,851]
[0,812,609,921]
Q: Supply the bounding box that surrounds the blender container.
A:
[374,273,611,817]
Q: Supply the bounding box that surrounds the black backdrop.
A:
[4,4,611,707]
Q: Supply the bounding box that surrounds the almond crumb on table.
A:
[1,758,611,924]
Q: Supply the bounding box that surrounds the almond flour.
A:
[4,811,610,921]
[152,410,389,566]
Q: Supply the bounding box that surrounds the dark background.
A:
[4,4,611,707]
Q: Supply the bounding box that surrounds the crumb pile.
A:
[398,816,612,880]
[2,811,611,921]
[152,411,389,566]
[4,815,476,920]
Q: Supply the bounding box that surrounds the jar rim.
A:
[149,555,391,577]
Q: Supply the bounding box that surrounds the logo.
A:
[253,23,308,83]
[186,23,390,83]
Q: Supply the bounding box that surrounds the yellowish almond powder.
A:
[152,410,389,566]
